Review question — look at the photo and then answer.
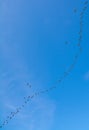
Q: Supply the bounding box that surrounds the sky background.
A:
[0,0,89,130]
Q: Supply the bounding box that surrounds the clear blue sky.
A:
[0,0,89,130]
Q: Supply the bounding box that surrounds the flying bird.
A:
[74,8,77,13]
[65,41,69,45]
[27,83,31,88]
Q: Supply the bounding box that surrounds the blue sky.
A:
[0,0,89,130]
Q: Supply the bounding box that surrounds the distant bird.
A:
[27,83,31,88]
[84,1,88,5]
[65,41,69,45]
[74,8,77,13]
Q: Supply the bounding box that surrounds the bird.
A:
[27,83,31,88]
[74,8,77,13]
[65,41,69,45]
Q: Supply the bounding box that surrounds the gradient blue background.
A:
[0,0,89,130]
